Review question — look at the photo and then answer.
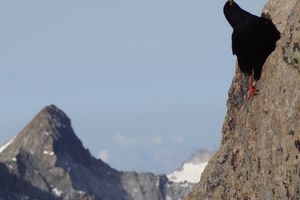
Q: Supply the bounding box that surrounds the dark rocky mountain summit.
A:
[0,105,192,200]
[186,0,300,199]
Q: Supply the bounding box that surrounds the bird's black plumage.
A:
[223,1,280,81]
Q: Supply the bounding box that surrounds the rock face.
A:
[0,105,192,200]
[186,0,300,199]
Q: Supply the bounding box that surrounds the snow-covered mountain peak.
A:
[167,149,213,183]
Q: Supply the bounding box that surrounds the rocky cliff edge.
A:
[186,0,300,199]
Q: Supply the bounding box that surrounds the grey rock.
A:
[185,0,300,199]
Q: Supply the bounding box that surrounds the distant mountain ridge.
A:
[0,105,192,200]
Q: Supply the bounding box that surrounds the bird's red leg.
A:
[248,75,256,99]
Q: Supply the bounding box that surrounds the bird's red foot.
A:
[248,75,257,100]
[248,84,256,99]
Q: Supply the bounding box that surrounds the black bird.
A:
[223,0,280,98]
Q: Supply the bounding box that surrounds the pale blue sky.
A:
[0,0,266,174]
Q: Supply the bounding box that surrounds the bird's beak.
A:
[229,0,234,6]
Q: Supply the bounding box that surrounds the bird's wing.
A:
[231,18,260,56]
[258,17,281,45]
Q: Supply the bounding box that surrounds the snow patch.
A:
[167,162,208,183]
[0,136,16,154]
[155,179,160,187]
[166,196,172,200]
[52,188,63,197]
[45,131,51,136]
[43,150,54,156]
[12,157,17,162]
[77,190,85,195]
[53,116,65,129]
[53,121,62,128]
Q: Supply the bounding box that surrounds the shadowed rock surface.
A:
[186,0,300,199]
[0,105,192,200]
